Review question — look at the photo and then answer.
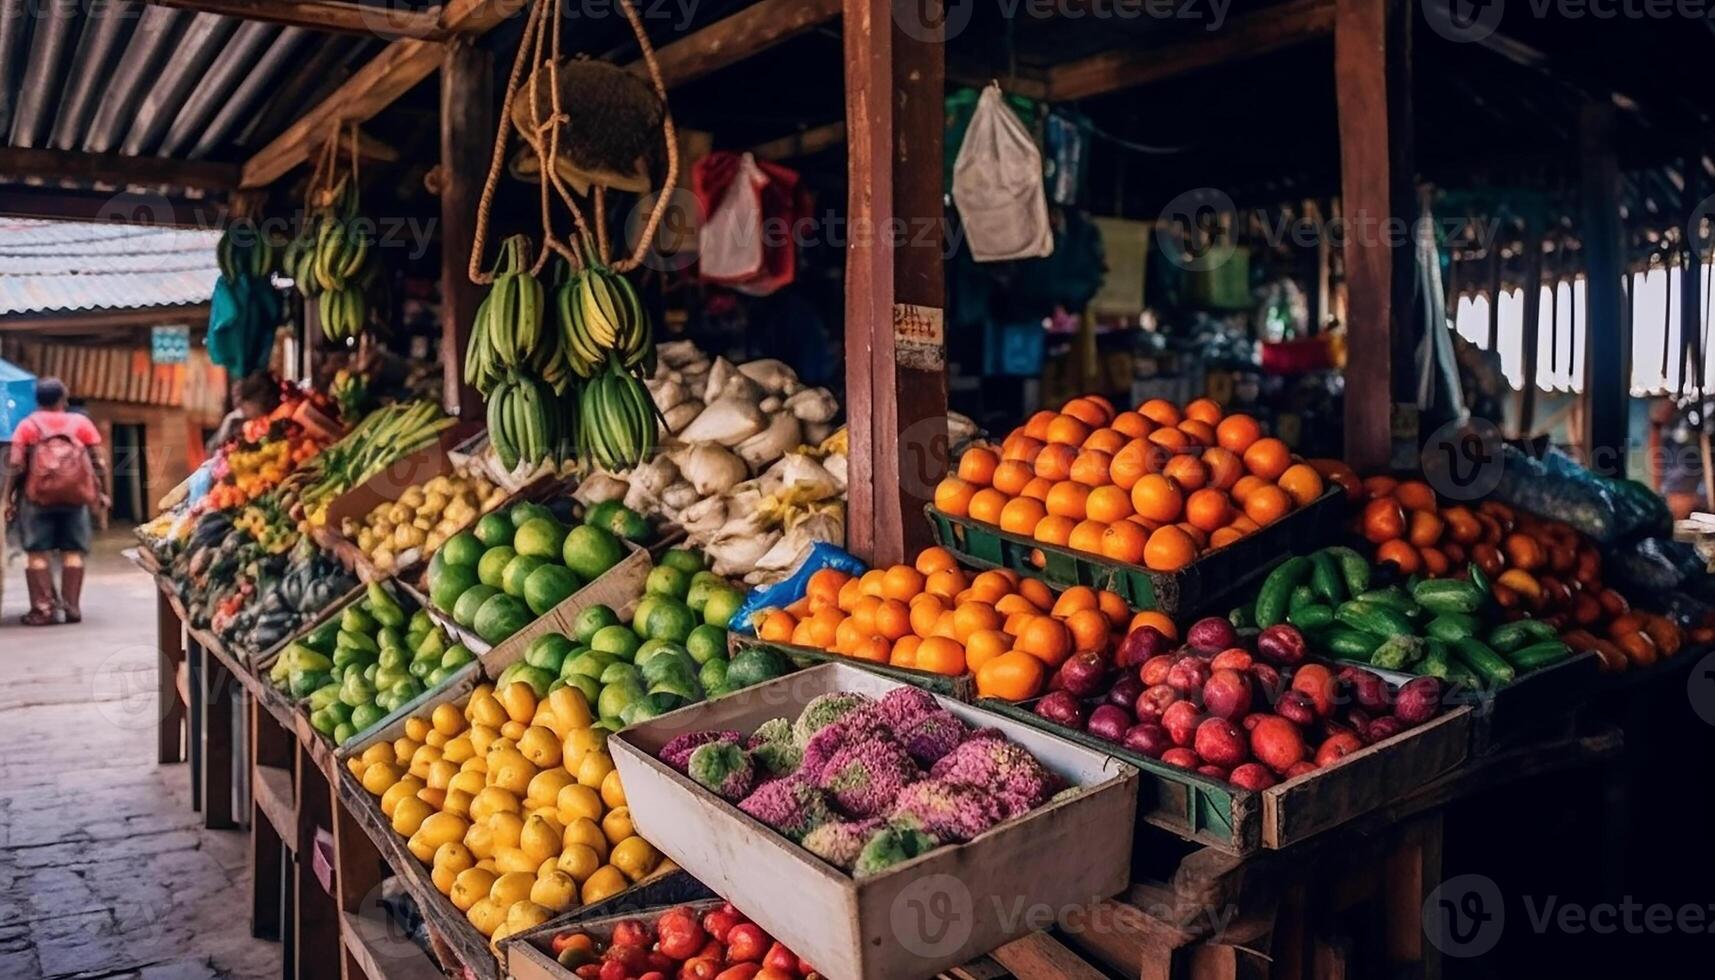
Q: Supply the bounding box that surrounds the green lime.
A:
[570,604,620,644]
[510,501,555,528]
[562,525,624,581]
[660,548,707,576]
[590,624,642,660]
[501,554,547,598]
[429,562,480,613]
[641,597,698,645]
[441,531,485,568]
[474,593,533,644]
[702,585,745,629]
[477,546,517,589]
[523,565,582,617]
[453,584,499,628]
[513,517,569,561]
[645,565,691,601]
[474,512,514,548]
[687,625,727,665]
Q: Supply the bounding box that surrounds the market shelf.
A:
[338,909,447,980]
[252,764,296,846]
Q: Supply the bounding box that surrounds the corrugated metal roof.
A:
[0,217,218,315]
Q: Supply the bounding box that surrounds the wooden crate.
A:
[502,877,717,980]
[478,544,652,675]
[730,634,977,701]
[609,663,1140,980]
[925,487,1345,617]
[979,697,1472,854]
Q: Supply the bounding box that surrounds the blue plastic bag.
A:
[731,541,868,635]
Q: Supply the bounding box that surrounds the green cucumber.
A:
[1309,551,1346,605]
[1412,579,1486,615]
[1335,599,1415,639]
[1486,619,1560,653]
[1289,584,1319,613]
[1254,556,1311,628]
[1371,634,1426,670]
[1288,603,1335,630]
[1467,563,1492,594]
[1357,587,1421,617]
[1322,628,1385,661]
[1452,637,1515,686]
[1424,613,1481,643]
[1420,639,1454,679]
[1507,640,1571,672]
[1324,546,1372,598]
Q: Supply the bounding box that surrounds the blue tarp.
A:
[0,358,36,441]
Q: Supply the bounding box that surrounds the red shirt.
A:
[8,410,101,468]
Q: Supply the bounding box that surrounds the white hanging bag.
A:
[952,83,1053,262]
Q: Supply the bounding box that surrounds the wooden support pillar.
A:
[440,39,493,422]
[1334,0,1412,472]
[157,590,186,764]
[842,0,949,566]
[1581,102,1627,473]
[1518,226,1543,437]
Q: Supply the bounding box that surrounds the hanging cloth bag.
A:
[952,83,1052,263]
[696,152,770,284]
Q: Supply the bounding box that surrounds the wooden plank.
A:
[0,145,239,192]
[240,0,521,188]
[842,0,948,565]
[157,588,186,764]
[1048,0,1334,101]
[989,933,1107,980]
[1581,100,1628,474]
[751,121,846,162]
[199,643,237,830]
[143,0,449,40]
[633,0,842,89]
[440,40,492,421]
[340,909,448,980]
[296,742,342,980]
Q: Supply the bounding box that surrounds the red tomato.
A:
[725,924,770,964]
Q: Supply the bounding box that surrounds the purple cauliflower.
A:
[687,740,756,802]
[890,778,1007,843]
[746,717,803,776]
[930,735,1061,816]
[895,709,969,767]
[874,687,940,731]
[817,737,921,818]
[660,729,745,772]
[792,692,875,744]
[799,709,892,781]
[801,817,885,871]
[737,775,833,841]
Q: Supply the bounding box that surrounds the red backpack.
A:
[23,419,97,507]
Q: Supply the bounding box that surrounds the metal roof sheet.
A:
[0,217,218,315]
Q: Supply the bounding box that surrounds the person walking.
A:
[1,377,109,625]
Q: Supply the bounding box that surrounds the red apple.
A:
[1273,690,1318,728]
[1162,700,1204,747]
[1104,673,1145,712]
[1193,717,1249,768]
[1201,668,1253,720]
[1249,716,1307,774]
[1134,683,1180,725]
[1087,704,1132,743]
[1197,764,1230,780]
[1035,690,1085,729]
[1116,626,1173,669]
[1160,747,1199,769]
[1209,648,1254,672]
[1166,657,1211,696]
[1284,760,1318,778]
[1186,616,1238,653]
[1057,652,1109,699]
[1139,654,1177,687]
[1338,666,1393,714]
[1229,762,1278,791]
[1121,723,1172,759]
[1254,624,1308,666]
[1315,731,1364,767]
[1367,716,1406,742]
[1249,663,1284,703]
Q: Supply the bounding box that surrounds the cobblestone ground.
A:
[0,532,279,980]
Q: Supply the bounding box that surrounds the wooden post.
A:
[1518,226,1543,437]
[1334,0,1412,472]
[440,39,493,422]
[1581,102,1628,474]
[157,589,186,764]
[842,0,949,565]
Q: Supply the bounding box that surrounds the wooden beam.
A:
[1048,0,1333,101]
[441,40,493,422]
[1581,101,1628,474]
[0,146,238,192]
[142,0,449,40]
[843,0,947,565]
[750,121,846,162]
[631,0,842,89]
[239,0,521,189]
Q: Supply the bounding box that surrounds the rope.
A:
[612,0,678,273]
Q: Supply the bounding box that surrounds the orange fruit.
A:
[1084,394,1117,420]
[1018,577,1054,611]
[890,634,922,668]
[1310,458,1363,501]
[1045,481,1092,520]
[836,577,864,612]
[1033,443,1079,482]
[1230,474,1268,504]
[1081,427,1128,455]
[1138,398,1182,427]
[909,595,946,638]
[995,593,1038,616]
[833,617,865,653]
[924,567,967,601]
[1146,427,1191,452]
[916,636,969,676]
[1097,590,1130,626]
[1184,487,1233,532]
[999,496,1048,535]
[1045,414,1092,446]
[1098,520,1148,564]
[931,610,960,639]
[1230,515,1260,533]
[976,650,1047,701]
[1162,454,1209,492]
[1143,525,1197,572]
[1003,611,1034,636]
[1277,463,1325,507]
[1019,476,1055,502]
[1022,410,1057,441]
[1000,434,1045,464]
[1242,437,1291,481]
[991,460,1035,497]
[1175,522,1209,549]
[1376,539,1422,574]
[849,595,883,636]
[915,546,958,576]
[968,488,1008,525]
[963,629,1011,673]
[1362,475,1399,499]
[1032,515,1076,546]
[952,601,1003,641]
[1061,398,1109,428]
[873,599,912,640]
[1215,414,1262,454]
[1176,418,1217,448]
[1407,509,1444,548]
[1201,447,1244,489]
[1184,397,1223,426]
[1130,473,1184,524]
[785,596,811,618]
[859,569,887,597]
[881,565,926,601]
[1064,608,1113,654]
[790,619,815,646]
[1051,585,1098,617]
[957,447,999,486]
[1419,546,1450,576]
[1393,479,1438,512]
[1209,526,1244,549]
[1109,440,1153,491]
[1068,449,1114,487]
[806,568,851,606]
[933,476,976,516]
[1085,484,1134,524]
[1127,610,1178,640]
[758,611,796,642]
[968,570,1015,604]
[1242,483,1293,526]
[850,635,892,664]
[1110,411,1152,439]
[1014,615,1073,668]
[1067,519,1108,555]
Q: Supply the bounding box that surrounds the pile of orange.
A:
[753,547,1172,702]
[932,395,1326,572]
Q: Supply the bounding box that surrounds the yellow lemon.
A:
[529,871,578,913]
[519,814,564,864]
[527,768,576,807]
[555,783,604,825]
[441,734,475,764]
[449,768,486,796]
[404,716,432,743]
[391,796,433,837]
[432,701,465,736]
[555,843,601,883]
[470,681,495,703]
[545,688,592,734]
[361,762,404,797]
[580,865,629,905]
[431,861,461,896]
[468,723,498,755]
[562,817,608,860]
[599,769,626,809]
[392,737,421,766]
[424,729,448,749]
[361,742,396,768]
[380,776,426,817]
[452,868,498,911]
[500,719,528,742]
[576,750,615,790]
[442,788,473,819]
[488,811,525,850]
[434,841,475,876]
[475,858,497,873]
[488,920,520,952]
[488,750,537,797]
[407,830,437,864]
[469,786,520,823]
[488,870,536,907]
[408,743,443,780]
[600,806,633,846]
[493,846,539,875]
[463,822,496,860]
[416,787,446,810]
[468,693,508,729]
[517,726,562,768]
[466,897,505,937]
[610,836,659,882]
[418,812,471,850]
[498,682,538,724]
[460,754,488,776]
[506,899,553,930]
[425,759,459,792]
[562,728,606,773]
[346,756,367,778]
